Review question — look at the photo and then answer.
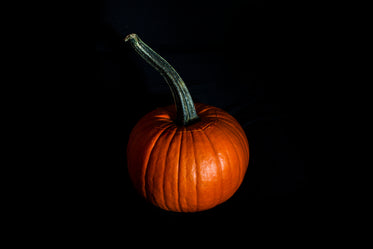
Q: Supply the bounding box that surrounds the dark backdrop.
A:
[96,0,316,236]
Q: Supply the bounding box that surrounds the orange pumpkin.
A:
[125,34,249,212]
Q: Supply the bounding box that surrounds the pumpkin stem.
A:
[125,33,199,126]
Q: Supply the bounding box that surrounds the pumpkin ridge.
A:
[144,124,174,204]
[196,105,217,115]
[180,119,218,132]
[205,125,234,203]
[190,131,199,211]
[162,128,178,211]
[221,119,247,159]
[203,114,239,128]
[213,112,248,145]
[177,130,183,212]
[218,122,244,192]
[218,118,249,163]
[202,130,224,208]
[131,122,171,199]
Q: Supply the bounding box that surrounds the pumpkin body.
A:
[127,103,249,212]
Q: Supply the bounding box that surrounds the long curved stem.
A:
[125,33,199,126]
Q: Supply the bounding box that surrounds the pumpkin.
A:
[125,34,249,212]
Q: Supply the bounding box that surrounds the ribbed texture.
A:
[127,103,249,212]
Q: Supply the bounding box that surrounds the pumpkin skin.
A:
[127,103,249,212]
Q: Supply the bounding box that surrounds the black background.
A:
[96,0,318,237]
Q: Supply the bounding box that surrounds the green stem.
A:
[125,33,199,126]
